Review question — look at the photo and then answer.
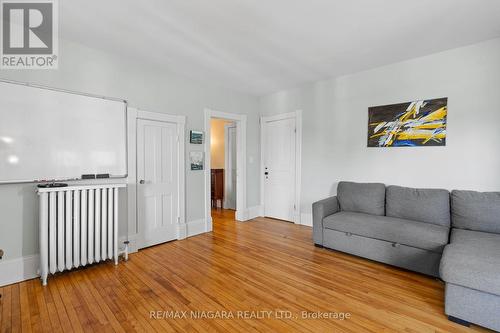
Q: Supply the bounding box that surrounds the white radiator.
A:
[37,184,126,285]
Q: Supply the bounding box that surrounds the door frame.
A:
[204,108,247,229]
[224,122,237,209]
[260,110,302,224]
[127,108,186,251]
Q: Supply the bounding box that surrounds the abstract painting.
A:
[368,98,447,147]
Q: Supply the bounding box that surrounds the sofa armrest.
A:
[312,196,339,245]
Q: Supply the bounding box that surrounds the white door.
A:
[137,119,179,248]
[263,117,296,222]
[224,123,237,209]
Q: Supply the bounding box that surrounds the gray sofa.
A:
[439,190,500,331]
[313,181,451,277]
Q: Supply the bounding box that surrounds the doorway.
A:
[209,119,235,212]
[260,111,302,223]
[204,109,247,230]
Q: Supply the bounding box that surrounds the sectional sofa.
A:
[313,181,500,331]
[440,190,500,331]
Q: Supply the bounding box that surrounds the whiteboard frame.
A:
[0,78,129,184]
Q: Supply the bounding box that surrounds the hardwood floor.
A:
[0,209,491,332]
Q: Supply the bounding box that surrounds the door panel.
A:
[263,117,296,222]
[137,119,178,248]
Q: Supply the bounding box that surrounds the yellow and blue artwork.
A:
[368,98,447,147]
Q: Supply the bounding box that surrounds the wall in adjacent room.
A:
[210,119,233,169]
[0,39,260,268]
[260,38,500,220]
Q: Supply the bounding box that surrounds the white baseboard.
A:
[236,205,263,221]
[247,205,263,220]
[177,223,187,240]
[119,234,139,254]
[0,220,211,287]
[2,233,139,287]
[0,254,40,287]
[235,207,248,221]
[300,213,313,227]
[186,218,207,238]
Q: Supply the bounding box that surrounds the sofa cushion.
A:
[337,181,385,216]
[322,211,449,253]
[386,185,450,227]
[451,190,500,233]
[440,229,500,296]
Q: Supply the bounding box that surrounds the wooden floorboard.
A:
[0,209,492,332]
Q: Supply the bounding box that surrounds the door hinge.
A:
[294,204,296,210]
[177,216,180,223]
[294,128,297,133]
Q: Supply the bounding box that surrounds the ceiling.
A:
[61,0,500,95]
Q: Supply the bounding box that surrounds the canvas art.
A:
[190,151,204,170]
[190,130,204,144]
[367,98,448,147]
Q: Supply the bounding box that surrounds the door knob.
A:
[264,172,269,175]
[139,180,145,184]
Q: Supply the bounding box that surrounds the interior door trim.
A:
[224,122,237,209]
[204,108,248,229]
[260,110,302,224]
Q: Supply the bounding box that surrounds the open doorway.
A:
[204,109,247,231]
[210,119,236,221]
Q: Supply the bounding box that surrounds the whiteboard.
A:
[0,81,127,183]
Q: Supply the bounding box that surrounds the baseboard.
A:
[300,213,313,227]
[0,254,40,287]
[186,218,207,237]
[2,233,139,287]
[247,205,263,220]
[235,205,263,221]
[119,234,139,254]
[177,223,187,240]
[235,209,247,221]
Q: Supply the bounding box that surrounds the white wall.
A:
[2,34,500,283]
[260,38,500,216]
[0,39,260,266]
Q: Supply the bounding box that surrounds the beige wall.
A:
[210,119,233,169]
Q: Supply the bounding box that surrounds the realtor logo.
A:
[1,0,58,69]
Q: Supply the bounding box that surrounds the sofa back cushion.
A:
[451,190,500,233]
[386,185,450,226]
[337,181,385,216]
